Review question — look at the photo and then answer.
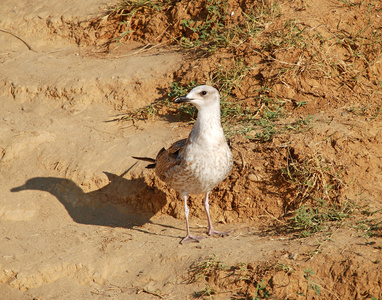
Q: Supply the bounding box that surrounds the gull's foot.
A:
[207,229,232,237]
[180,234,206,244]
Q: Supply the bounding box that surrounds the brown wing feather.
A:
[155,138,187,182]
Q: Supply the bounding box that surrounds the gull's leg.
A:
[204,192,230,237]
[180,193,206,244]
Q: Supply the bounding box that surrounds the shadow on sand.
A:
[10,164,168,229]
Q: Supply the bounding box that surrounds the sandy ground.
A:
[1,0,382,299]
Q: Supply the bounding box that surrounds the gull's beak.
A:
[174,96,193,103]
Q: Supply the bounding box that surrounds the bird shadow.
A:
[10,164,168,229]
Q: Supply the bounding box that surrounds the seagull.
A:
[133,85,233,244]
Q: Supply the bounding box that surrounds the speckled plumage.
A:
[134,85,233,244]
[156,125,232,195]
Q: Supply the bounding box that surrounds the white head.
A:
[174,85,220,111]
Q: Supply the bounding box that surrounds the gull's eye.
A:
[201,91,207,96]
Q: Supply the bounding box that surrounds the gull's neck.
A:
[189,102,225,143]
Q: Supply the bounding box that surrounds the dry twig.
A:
[0,28,36,52]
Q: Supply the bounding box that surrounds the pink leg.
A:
[180,193,206,244]
[204,192,230,237]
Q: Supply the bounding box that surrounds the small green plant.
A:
[275,263,294,275]
[355,214,382,238]
[285,116,314,134]
[211,59,252,98]
[303,269,321,297]
[289,199,354,237]
[167,81,195,99]
[180,0,227,51]
[194,285,216,297]
[254,119,277,142]
[262,19,308,52]
[167,81,198,118]
[295,101,307,108]
[179,0,281,52]
[293,205,325,236]
[253,280,270,299]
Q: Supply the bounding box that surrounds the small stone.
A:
[247,173,258,181]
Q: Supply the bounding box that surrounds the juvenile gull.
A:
[133,85,233,244]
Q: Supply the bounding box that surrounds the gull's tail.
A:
[132,156,156,169]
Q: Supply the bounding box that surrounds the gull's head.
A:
[174,85,220,110]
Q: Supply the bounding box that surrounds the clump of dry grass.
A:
[282,147,345,204]
[281,147,355,236]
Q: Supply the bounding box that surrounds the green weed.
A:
[179,0,281,52]
[303,269,321,297]
[167,81,197,99]
[355,209,382,237]
[262,20,308,52]
[275,263,294,275]
[290,200,353,237]
[285,116,314,133]
[167,81,198,118]
[253,280,270,299]
[194,285,216,297]
[211,59,252,100]
[179,0,228,51]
